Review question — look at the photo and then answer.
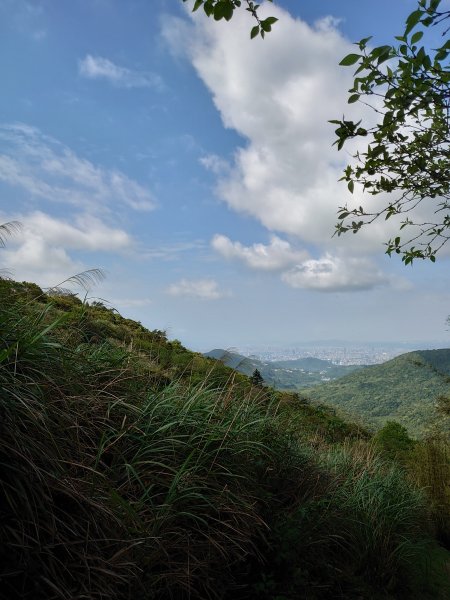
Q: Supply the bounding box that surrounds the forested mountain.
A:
[305,350,450,436]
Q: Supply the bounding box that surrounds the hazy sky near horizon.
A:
[1,0,450,350]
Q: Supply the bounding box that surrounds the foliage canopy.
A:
[183,0,277,39]
[332,0,450,263]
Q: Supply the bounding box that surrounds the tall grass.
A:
[410,436,450,547]
[0,301,138,599]
[0,283,448,599]
[322,443,427,586]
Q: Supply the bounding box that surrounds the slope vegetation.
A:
[306,350,450,436]
[1,280,448,599]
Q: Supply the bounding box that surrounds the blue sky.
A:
[1,0,450,350]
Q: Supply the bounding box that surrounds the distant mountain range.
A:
[305,349,450,436]
[204,348,363,390]
[205,348,450,437]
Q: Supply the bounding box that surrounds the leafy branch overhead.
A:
[183,0,278,38]
[332,0,450,264]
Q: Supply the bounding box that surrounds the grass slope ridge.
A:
[1,280,449,599]
[306,349,450,436]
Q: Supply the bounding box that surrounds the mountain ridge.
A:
[204,348,363,389]
[305,349,450,436]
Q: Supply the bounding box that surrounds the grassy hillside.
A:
[306,350,450,436]
[1,280,449,599]
[205,348,363,390]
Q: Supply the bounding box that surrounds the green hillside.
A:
[306,350,450,436]
[204,348,363,389]
[1,280,449,599]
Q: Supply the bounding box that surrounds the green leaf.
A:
[371,45,392,59]
[429,0,440,12]
[358,36,372,49]
[405,9,422,35]
[193,0,203,11]
[223,1,234,21]
[435,49,448,61]
[213,2,225,20]
[348,181,354,193]
[203,1,214,16]
[261,19,272,32]
[410,30,424,44]
[250,24,259,39]
[339,53,361,66]
[348,93,360,104]
[383,111,394,125]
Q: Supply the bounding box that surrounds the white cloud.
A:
[212,233,308,270]
[3,234,82,286]
[79,54,163,90]
[0,123,155,212]
[21,211,131,251]
[167,278,229,300]
[281,254,388,292]
[1,210,132,286]
[199,153,230,175]
[211,233,388,291]
[163,5,399,256]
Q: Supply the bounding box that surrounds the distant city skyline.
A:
[225,340,450,366]
[1,0,449,351]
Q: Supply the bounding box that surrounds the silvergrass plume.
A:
[0,221,22,248]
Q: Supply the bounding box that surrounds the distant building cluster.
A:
[240,345,420,366]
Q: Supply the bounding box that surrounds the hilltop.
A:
[305,350,450,436]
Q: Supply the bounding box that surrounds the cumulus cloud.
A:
[0,123,155,212]
[21,211,131,251]
[79,54,163,90]
[167,278,229,300]
[212,233,308,270]
[162,5,400,256]
[211,233,387,291]
[1,211,132,286]
[281,254,388,292]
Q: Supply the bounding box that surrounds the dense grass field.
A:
[0,280,449,599]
